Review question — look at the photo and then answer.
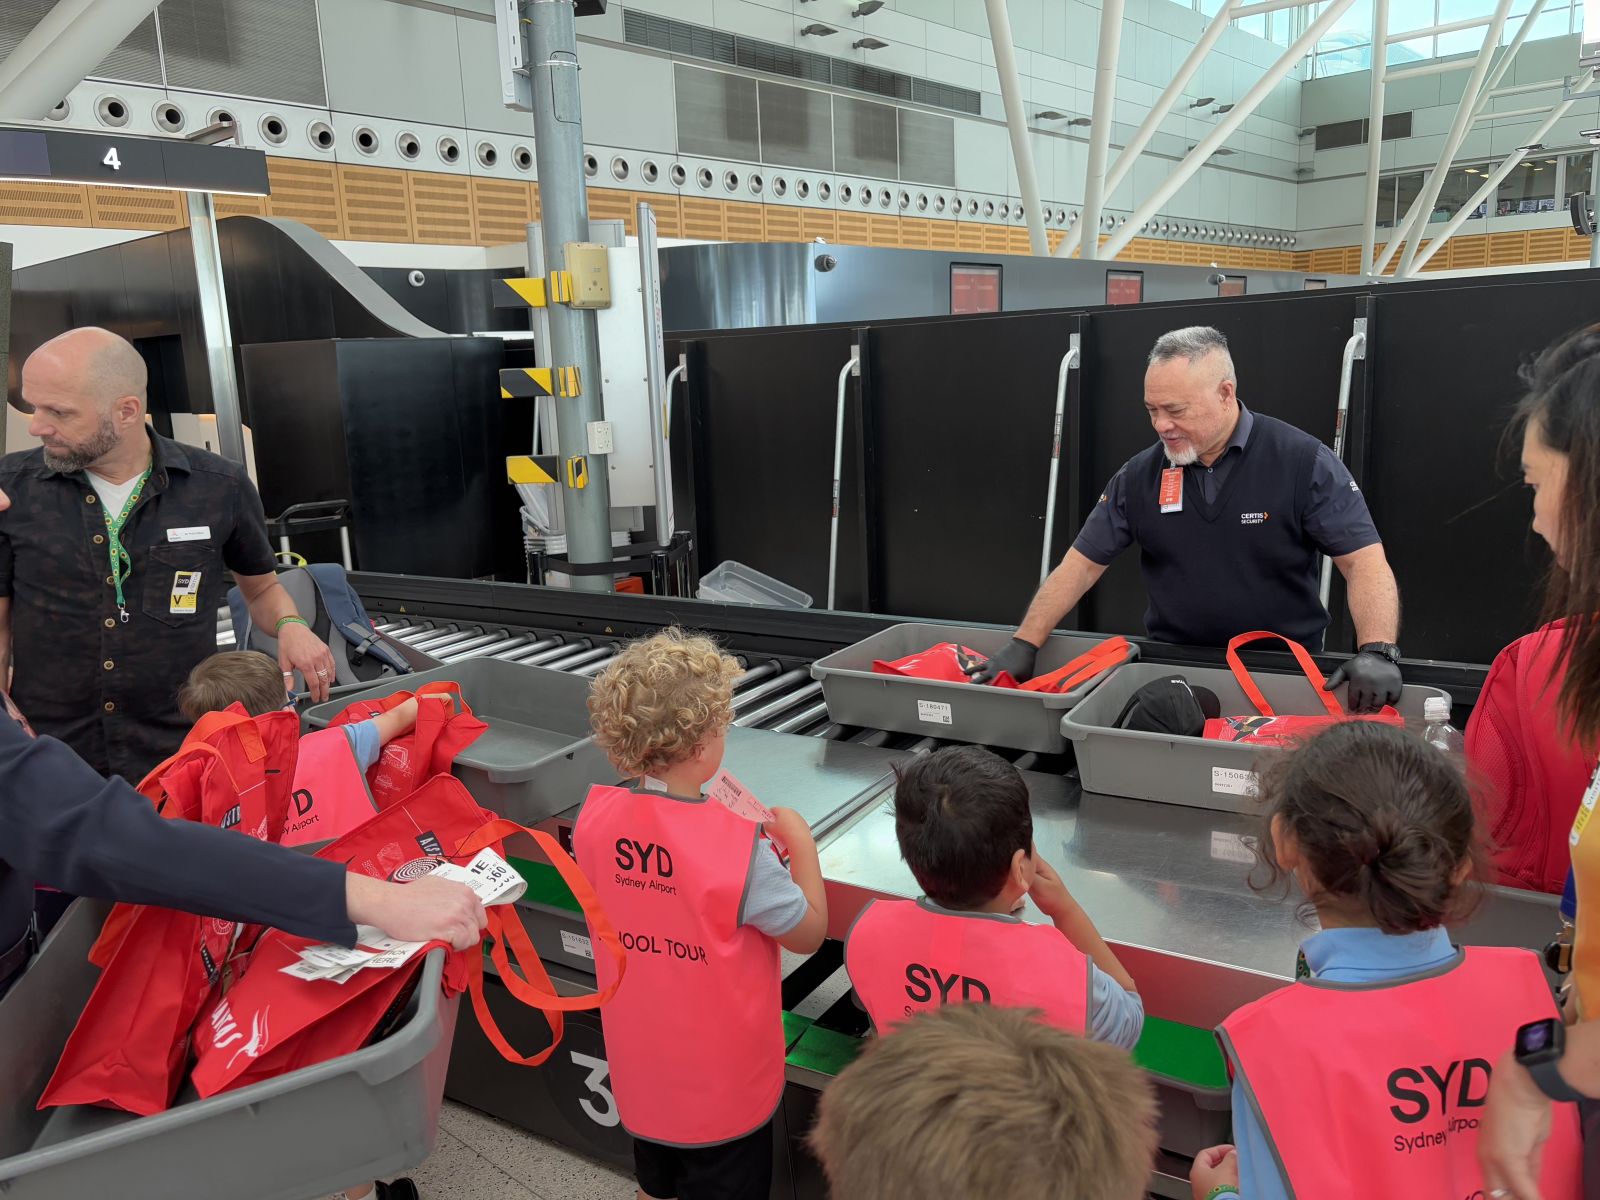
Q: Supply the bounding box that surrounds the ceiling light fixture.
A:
[854,36,889,49]
[801,23,837,35]
[852,0,885,13]
[1189,97,1216,108]
[1214,103,1235,114]
[1034,109,1068,121]
[1068,116,1092,127]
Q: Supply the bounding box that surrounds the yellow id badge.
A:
[170,570,201,615]
[1572,768,1600,848]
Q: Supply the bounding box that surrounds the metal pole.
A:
[637,201,674,547]
[826,346,861,611]
[529,0,614,592]
[1360,0,1390,280]
[185,192,247,466]
[1078,0,1127,261]
[1099,0,1356,263]
[1040,337,1080,583]
[1472,0,1551,116]
[1407,74,1596,271]
[0,0,162,119]
[1386,15,1490,40]
[662,358,686,435]
[1321,320,1366,609]
[1396,0,1515,276]
[1057,0,1239,259]
[1591,147,1600,269]
[1372,185,1426,274]
[984,0,1049,255]
[1472,104,1558,122]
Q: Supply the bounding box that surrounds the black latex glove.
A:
[966,638,1039,686]
[1325,651,1403,714]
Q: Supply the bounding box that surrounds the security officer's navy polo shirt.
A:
[1073,404,1382,647]
[0,430,278,780]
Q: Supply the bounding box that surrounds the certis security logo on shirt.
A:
[1240,511,1269,525]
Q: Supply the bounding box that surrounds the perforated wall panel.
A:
[758,81,833,173]
[898,109,956,187]
[675,66,759,162]
[833,98,898,179]
[158,0,326,105]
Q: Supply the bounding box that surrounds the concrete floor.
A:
[398,1101,634,1199]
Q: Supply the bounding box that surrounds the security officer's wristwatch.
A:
[1515,1017,1588,1103]
[1359,641,1402,665]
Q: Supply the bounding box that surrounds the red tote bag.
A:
[1203,631,1403,747]
[190,774,626,1098]
[329,681,488,808]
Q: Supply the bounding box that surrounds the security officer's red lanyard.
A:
[102,466,153,624]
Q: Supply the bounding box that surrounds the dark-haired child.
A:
[844,745,1142,1047]
[1191,721,1581,1200]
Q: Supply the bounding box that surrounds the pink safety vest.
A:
[573,783,785,1147]
[279,726,378,847]
[1220,945,1583,1199]
[845,898,1090,1035]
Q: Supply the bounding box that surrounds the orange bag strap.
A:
[185,707,267,763]
[1018,636,1132,694]
[415,680,468,716]
[1225,631,1343,719]
[453,817,628,1066]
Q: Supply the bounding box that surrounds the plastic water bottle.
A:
[1422,696,1465,757]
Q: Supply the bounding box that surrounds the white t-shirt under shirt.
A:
[87,470,143,516]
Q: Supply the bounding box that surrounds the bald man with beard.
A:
[0,327,336,788]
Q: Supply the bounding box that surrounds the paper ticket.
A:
[707,769,776,823]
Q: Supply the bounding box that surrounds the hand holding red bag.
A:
[1202,631,1403,747]
[329,681,488,807]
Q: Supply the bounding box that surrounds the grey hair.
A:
[1148,325,1235,381]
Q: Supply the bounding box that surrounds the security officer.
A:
[0,327,338,782]
[0,483,487,995]
[971,326,1403,713]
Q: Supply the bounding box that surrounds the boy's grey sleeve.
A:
[738,842,809,936]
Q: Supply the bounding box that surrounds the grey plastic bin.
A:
[811,623,1137,753]
[0,901,458,1200]
[1062,661,1451,813]
[303,657,596,825]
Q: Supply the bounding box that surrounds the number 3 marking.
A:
[570,1051,619,1127]
[103,148,121,170]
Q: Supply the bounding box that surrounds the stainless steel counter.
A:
[818,770,1562,1030]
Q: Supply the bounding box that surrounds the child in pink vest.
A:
[1190,720,1582,1200]
[179,652,431,846]
[845,745,1141,1046]
[574,629,827,1200]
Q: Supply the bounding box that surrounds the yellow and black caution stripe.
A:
[499,365,581,399]
[506,455,560,485]
[492,271,575,309]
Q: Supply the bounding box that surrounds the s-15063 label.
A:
[1212,767,1259,796]
[917,700,954,726]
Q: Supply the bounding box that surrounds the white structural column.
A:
[1359,0,1391,277]
[1372,178,1427,273]
[0,0,162,119]
[1098,0,1355,263]
[1395,0,1515,276]
[1054,1,1237,259]
[1472,0,1551,115]
[1078,0,1127,260]
[985,0,1050,255]
[1407,73,1597,272]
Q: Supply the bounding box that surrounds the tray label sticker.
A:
[561,930,594,960]
[917,699,954,726]
[1212,766,1259,797]
[1210,830,1257,865]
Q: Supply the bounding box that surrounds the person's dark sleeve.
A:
[1071,466,1135,566]
[0,500,13,599]
[222,471,279,578]
[1304,445,1382,558]
[0,717,355,945]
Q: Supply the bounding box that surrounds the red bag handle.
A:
[1018,636,1133,694]
[454,817,628,1067]
[1225,631,1344,719]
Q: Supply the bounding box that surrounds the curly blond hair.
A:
[589,628,741,777]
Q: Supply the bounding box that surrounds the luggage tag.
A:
[169,570,202,615]
[1159,467,1184,514]
[707,768,788,857]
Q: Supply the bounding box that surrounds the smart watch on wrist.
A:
[1515,1017,1588,1103]
[1359,642,1402,665]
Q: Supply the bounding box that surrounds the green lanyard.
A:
[102,466,153,622]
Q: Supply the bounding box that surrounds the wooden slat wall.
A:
[268,158,343,239]
[5,154,1593,275]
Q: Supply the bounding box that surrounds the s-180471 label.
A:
[917,700,954,726]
